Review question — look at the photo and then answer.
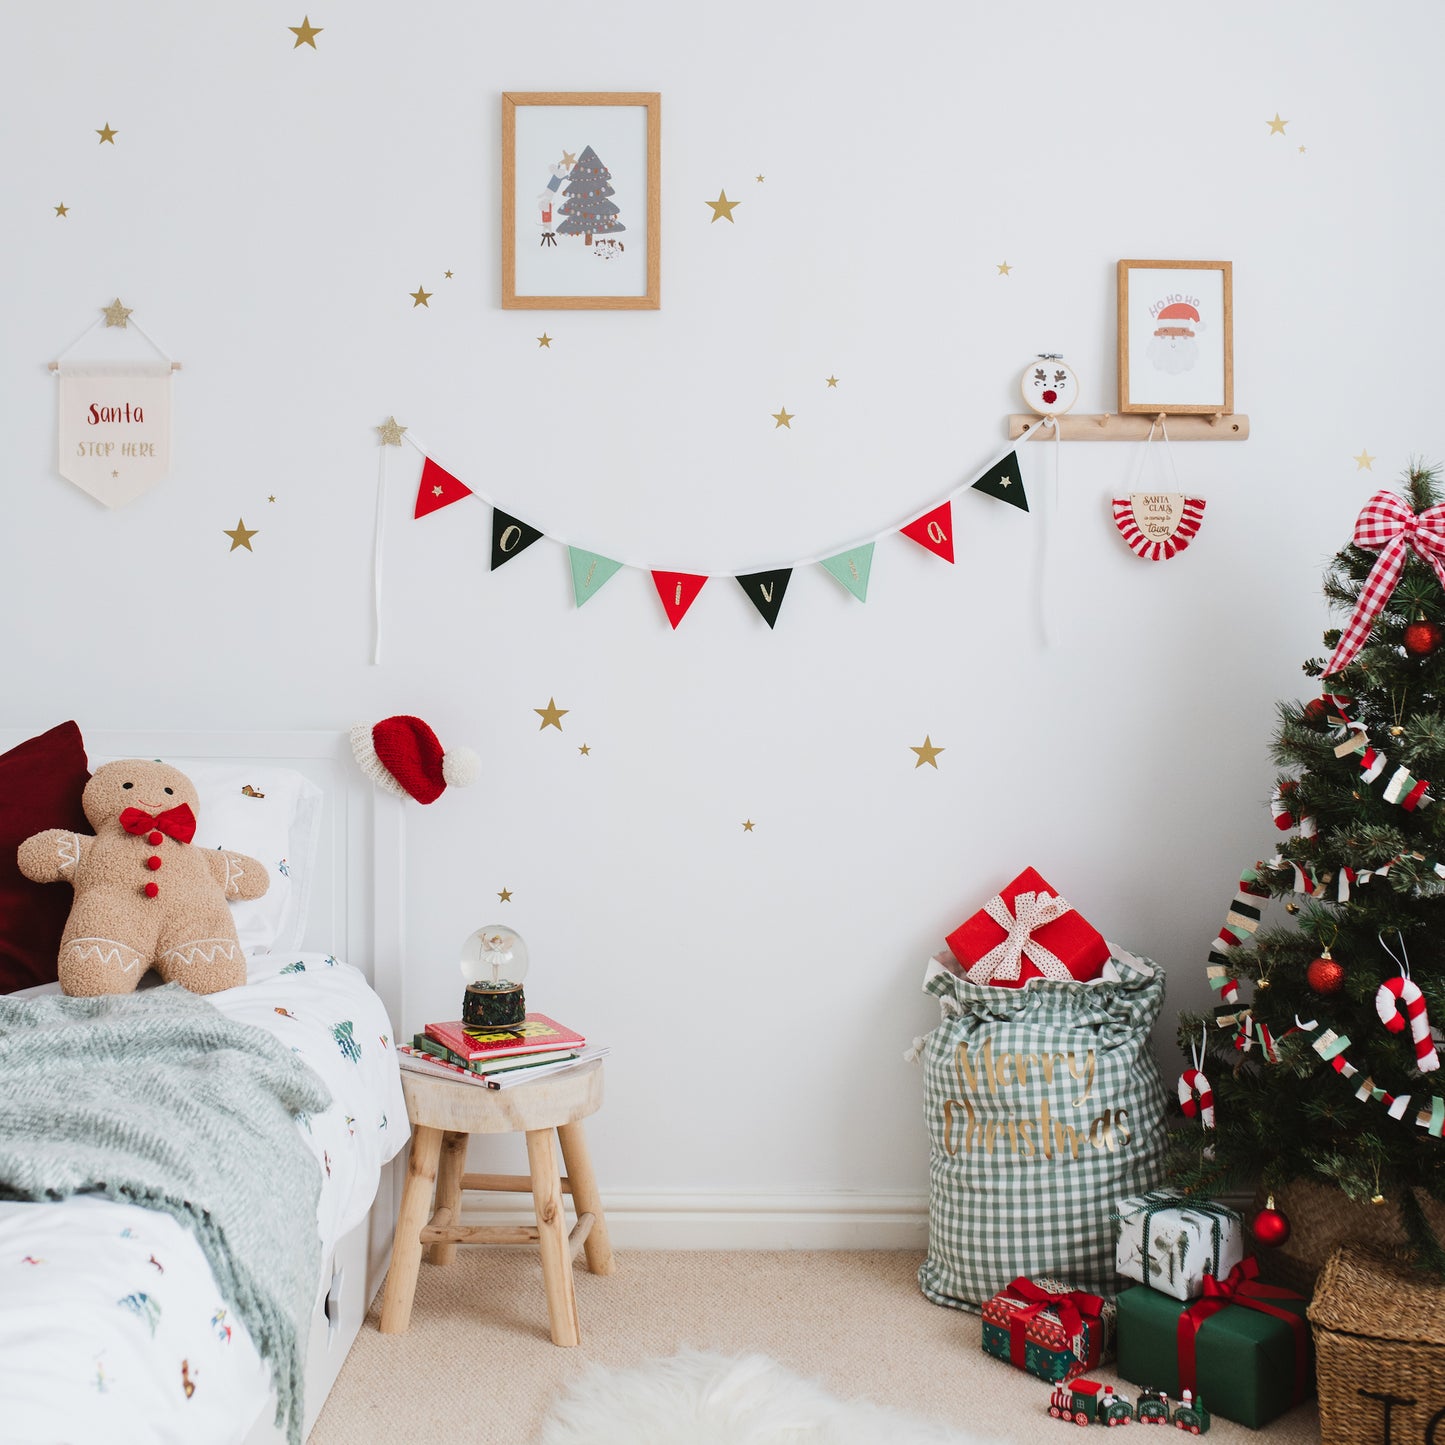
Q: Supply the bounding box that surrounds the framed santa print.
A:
[1117,259,1233,414]
[502,92,661,310]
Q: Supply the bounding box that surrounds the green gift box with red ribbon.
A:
[1116,1259,1315,1428]
[980,1277,1115,1383]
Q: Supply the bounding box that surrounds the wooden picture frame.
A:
[1117,259,1233,414]
[502,92,660,310]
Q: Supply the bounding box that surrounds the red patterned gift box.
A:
[980,1278,1115,1383]
[946,867,1110,989]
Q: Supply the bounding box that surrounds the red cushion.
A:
[0,723,90,993]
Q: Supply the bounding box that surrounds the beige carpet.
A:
[311,1251,1322,1444]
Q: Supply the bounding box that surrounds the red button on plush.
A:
[146,856,162,871]
[148,831,163,846]
[144,882,159,898]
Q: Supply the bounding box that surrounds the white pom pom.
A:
[442,746,481,788]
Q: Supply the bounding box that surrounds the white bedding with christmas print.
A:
[915,945,1170,1309]
[0,953,407,1445]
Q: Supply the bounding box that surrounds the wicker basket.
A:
[1309,1243,1445,1444]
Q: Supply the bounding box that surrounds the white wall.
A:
[5,0,1442,1224]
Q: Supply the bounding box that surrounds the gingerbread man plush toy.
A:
[17,759,268,997]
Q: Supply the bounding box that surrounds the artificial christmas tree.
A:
[556,145,625,247]
[1170,464,1445,1272]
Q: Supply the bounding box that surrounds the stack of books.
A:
[397,1012,608,1090]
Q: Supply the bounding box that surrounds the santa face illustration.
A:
[1020,358,1079,415]
[1147,302,1203,375]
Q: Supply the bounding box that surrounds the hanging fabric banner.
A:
[414,457,473,518]
[901,501,955,563]
[819,543,874,602]
[971,450,1028,512]
[651,571,707,629]
[57,361,173,508]
[736,569,792,629]
[569,547,624,606]
[491,508,543,570]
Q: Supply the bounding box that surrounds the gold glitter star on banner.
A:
[910,735,945,769]
[1354,449,1376,470]
[224,519,258,552]
[742,819,755,832]
[534,698,568,731]
[376,416,407,446]
[997,261,1012,276]
[497,888,513,903]
[54,203,68,217]
[537,333,552,348]
[1267,112,1288,135]
[289,16,322,47]
[409,285,432,307]
[96,122,117,144]
[772,407,794,429]
[825,376,838,388]
[103,298,132,328]
[706,190,740,223]
[578,744,590,756]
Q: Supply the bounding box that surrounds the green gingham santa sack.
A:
[914,945,1169,1309]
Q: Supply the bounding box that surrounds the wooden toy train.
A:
[1047,1379,1211,1432]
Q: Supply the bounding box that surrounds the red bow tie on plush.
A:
[119,804,197,845]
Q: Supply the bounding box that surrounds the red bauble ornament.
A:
[1404,621,1442,657]
[1251,1195,1292,1248]
[1307,951,1346,995]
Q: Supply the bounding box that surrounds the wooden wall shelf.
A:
[1008,413,1249,441]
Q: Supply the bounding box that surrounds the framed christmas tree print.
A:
[1117,259,1233,414]
[502,92,661,310]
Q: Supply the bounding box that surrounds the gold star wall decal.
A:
[497,887,513,902]
[825,375,838,388]
[1298,145,1306,154]
[268,494,277,503]
[444,270,454,278]
[376,416,407,446]
[103,298,132,328]
[54,203,69,217]
[578,744,590,756]
[772,407,794,429]
[96,122,117,144]
[1267,112,1288,135]
[756,174,765,183]
[537,333,552,347]
[706,190,740,222]
[910,735,945,769]
[742,819,755,832]
[1354,449,1375,470]
[997,261,1012,275]
[409,285,432,307]
[534,697,568,731]
[289,16,322,47]
[224,519,258,552]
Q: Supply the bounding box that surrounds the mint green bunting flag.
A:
[568,547,624,607]
[819,543,874,602]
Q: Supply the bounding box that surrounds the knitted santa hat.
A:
[350,715,480,804]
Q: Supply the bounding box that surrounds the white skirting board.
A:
[460,1189,930,1251]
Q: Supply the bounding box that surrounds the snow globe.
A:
[1020,354,1080,416]
[460,925,530,1029]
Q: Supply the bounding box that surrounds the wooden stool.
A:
[378,1061,614,1344]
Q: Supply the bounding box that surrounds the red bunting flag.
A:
[901,501,955,563]
[414,457,473,519]
[651,571,708,629]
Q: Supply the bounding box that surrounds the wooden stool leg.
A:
[525,1127,579,1346]
[378,1124,443,1334]
[428,1131,469,1266]
[557,1119,614,1276]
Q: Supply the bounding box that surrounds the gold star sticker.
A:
[409,285,432,307]
[997,261,1012,275]
[102,298,132,328]
[537,333,552,347]
[578,744,590,756]
[772,407,794,429]
[111,470,119,478]
[534,697,568,731]
[376,416,407,446]
[54,203,69,218]
[268,495,277,503]
[755,174,765,183]
[431,485,443,497]
[1354,449,1375,470]
[1267,112,1288,135]
[224,519,258,552]
[742,819,755,832]
[706,190,740,223]
[497,888,513,903]
[1298,145,1306,154]
[825,376,838,388]
[96,122,117,145]
[444,270,454,278]
[910,735,945,769]
[289,16,322,47]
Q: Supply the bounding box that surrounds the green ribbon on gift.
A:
[1128,1190,1238,1284]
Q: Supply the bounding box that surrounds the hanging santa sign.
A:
[1111,493,1206,561]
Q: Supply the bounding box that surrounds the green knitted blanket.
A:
[0,985,331,1445]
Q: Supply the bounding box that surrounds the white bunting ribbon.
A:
[965,888,1075,984]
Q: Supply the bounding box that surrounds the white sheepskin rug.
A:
[536,1348,992,1445]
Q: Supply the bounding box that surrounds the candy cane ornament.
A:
[1178,1067,1216,1126]
[1376,974,1440,1073]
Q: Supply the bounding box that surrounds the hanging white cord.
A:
[1032,414,1062,647]
[1379,930,1412,980]
[51,312,176,370]
[371,447,388,666]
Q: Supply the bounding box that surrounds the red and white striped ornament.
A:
[1376,974,1440,1073]
[1178,1067,1215,1127]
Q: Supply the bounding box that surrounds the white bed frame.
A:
[0,729,407,1444]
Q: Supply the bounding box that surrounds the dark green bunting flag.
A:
[971,450,1028,512]
[490,508,544,570]
[735,568,792,628]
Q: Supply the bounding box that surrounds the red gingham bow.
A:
[1324,490,1445,676]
